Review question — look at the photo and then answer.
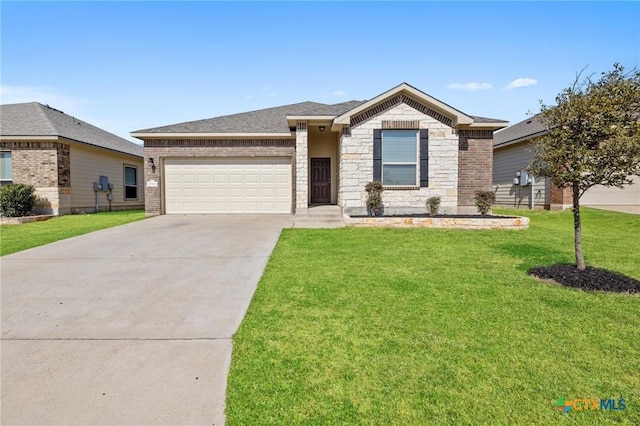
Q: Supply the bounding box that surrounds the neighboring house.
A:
[493,115,640,212]
[0,102,144,215]
[131,83,508,216]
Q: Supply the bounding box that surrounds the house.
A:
[0,102,144,215]
[493,115,640,212]
[131,83,508,216]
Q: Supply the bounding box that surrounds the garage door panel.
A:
[164,158,291,214]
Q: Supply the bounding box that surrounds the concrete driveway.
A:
[1,214,293,425]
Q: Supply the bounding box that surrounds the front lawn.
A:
[0,210,146,256]
[227,208,639,424]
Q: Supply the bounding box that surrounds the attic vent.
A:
[526,120,533,124]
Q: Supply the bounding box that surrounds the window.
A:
[124,165,138,199]
[0,152,12,185]
[373,129,429,187]
[381,130,418,186]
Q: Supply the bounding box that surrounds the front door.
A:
[311,158,331,204]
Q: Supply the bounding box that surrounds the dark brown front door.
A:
[311,158,331,204]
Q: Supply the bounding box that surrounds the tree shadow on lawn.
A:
[493,242,571,273]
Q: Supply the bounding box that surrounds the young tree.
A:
[529,64,640,270]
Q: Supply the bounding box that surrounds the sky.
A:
[1,1,639,144]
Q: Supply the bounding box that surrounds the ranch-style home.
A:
[493,115,640,212]
[0,102,144,215]
[131,83,509,216]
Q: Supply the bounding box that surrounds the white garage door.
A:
[164,158,292,214]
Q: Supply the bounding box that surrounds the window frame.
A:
[381,130,419,187]
[123,164,139,200]
[0,151,12,185]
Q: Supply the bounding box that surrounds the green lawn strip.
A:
[227,208,640,425]
[0,210,146,256]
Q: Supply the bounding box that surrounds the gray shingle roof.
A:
[493,114,548,147]
[133,96,505,135]
[1,102,143,157]
[134,101,337,134]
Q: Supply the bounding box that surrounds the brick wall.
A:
[143,140,296,216]
[0,141,73,215]
[550,183,572,209]
[1,141,60,187]
[457,132,494,213]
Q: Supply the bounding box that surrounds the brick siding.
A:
[457,132,494,212]
[143,141,296,215]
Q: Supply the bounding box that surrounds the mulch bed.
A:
[350,214,517,219]
[528,264,640,294]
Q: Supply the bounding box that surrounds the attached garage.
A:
[164,158,292,214]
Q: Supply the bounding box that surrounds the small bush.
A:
[426,196,441,216]
[475,190,496,215]
[365,181,384,216]
[0,184,37,217]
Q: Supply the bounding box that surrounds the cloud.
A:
[503,78,538,90]
[446,82,492,92]
[0,85,96,111]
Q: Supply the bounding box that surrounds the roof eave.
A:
[459,121,510,131]
[286,115,337,127]
[130,132,295,140]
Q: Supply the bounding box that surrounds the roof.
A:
[493,114,548,148]
[133,101,366,135]
[132,83,508,137]
[0,102,143,157]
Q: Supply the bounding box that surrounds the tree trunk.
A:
[572,181,586,270]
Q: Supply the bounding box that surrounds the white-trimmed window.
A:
[382,130,418,186]
[0,152,12,185]
[124,165,138,199]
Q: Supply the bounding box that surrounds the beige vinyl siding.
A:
[493,142,549,208]
[582,175,640,210]
[69,142,144,212]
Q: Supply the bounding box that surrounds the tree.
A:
[528,64,640,270]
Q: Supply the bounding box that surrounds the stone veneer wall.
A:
[339,103,460,216]
[295,123,308,211]
[0,141,71,214]
[457,131,494,214]
[143,139,296,216]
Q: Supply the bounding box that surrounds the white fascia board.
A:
[285,116,336,127]
[130,132,294,139]
[461,121,510,130]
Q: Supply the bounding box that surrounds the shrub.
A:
[365,181,384,216]
[0,184,37,217]
[426,196,441,216]
[474,190,496,215]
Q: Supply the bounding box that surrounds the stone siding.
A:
[457,131,494,214]
[143,140,296,216]
[339,103,459,216]
[295,124,309,211]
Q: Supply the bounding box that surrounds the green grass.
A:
[0,210,146,256]
[227,208,640,425]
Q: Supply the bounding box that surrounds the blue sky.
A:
[2,1,639,143]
